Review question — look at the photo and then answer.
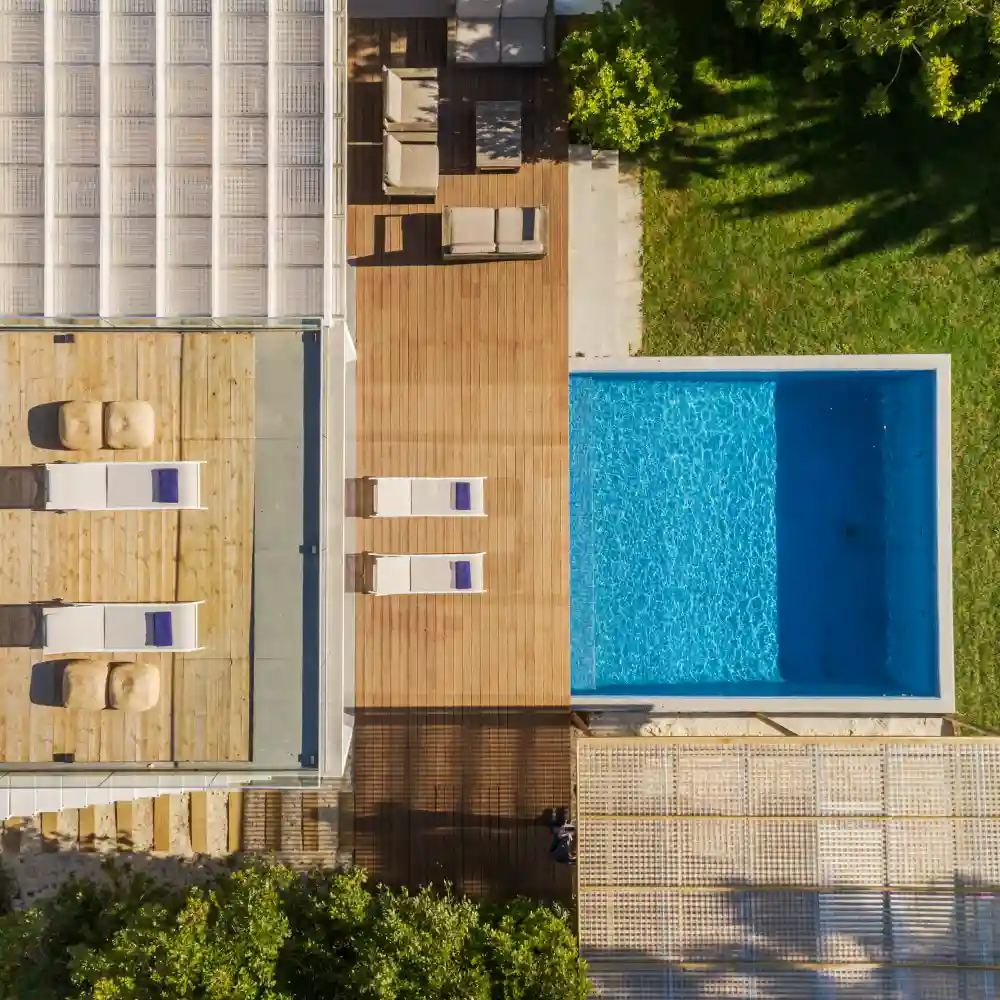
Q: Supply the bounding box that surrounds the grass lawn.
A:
[642,60,1000,723]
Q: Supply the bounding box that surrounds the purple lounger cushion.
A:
[454,480,472,511]
[454,560,473,590]
[147,611,174,647]
[153,467,180,504]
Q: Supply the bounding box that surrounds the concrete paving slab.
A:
[252,658,307,766]
[617,164,643,354]
[254,438,305,550]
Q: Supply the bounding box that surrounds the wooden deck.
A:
[353,709,572,901]
[0,332,253,763]
[349,20,572,898]
[350,19,570,710]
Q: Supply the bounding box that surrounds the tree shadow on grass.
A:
[649,63,1000,266]
[637,0,1000,265]
[715,96,1000,266]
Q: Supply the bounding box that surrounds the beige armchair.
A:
[383,132,439,198]
[383,67,439,132]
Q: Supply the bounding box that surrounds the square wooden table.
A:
[475,100,522,172]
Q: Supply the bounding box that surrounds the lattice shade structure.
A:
[577,739,1000,999]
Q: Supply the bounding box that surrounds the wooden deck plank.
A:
[115,800,133,850]
[153,795,171,853]
[0,331,254,763]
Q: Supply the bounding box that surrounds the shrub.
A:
[731,0,1000,121]
[560,0,681,152]
[0,862,590,1000]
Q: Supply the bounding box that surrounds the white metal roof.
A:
[0,0,346,324]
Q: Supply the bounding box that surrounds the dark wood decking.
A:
[353,710,572,900]
[349,19,572,898]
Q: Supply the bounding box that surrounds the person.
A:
[548,808,576,865]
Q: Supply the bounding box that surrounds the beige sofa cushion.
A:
[385,135,439,191]
[454,18,501,63]
[401,79,438,127]
[496,206,546,254]
[104,400,155,450]
[59,400,103,451]
[108,661,160,712]
[446,207,497,254]
[385,71,439,127]
[500,17,545,64]
[62,659,109,710]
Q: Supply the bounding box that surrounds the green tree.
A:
[560,0,681,152]
[731,0,1000,121]
[0,862,590,1000]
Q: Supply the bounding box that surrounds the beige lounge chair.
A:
[44,460,205,511]
[383,67,439,132]
[61,659,160,711]
[365,553,486,595]
[58,400,155,451]
[42,602,203,653]
[383,132,439,198]
[442,206,547,261]
[370,476,486,517]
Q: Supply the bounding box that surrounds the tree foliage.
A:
[560,0,681,152]
[730,0,1000,121]
[0,862,589,1000]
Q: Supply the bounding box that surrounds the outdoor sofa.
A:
[448,0,554,66]
[442,206,547,261]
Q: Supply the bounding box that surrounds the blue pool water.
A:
[569,370,940,699]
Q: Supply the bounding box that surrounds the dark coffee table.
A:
[475,100,522,172]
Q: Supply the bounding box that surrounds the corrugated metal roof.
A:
[0,0,346,324]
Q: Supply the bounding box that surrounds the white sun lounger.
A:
[44,461,205,511]
[366,553,486,595]
[370,476,486,517]
[41,602,203,653]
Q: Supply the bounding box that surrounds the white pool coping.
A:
[569,354,954,716]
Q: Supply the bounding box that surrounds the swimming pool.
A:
[569,356,953,712]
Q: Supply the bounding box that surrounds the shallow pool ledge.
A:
[569,354,954,717]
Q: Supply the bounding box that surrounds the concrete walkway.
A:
[253,331,322,769]
[568,144,642,358]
